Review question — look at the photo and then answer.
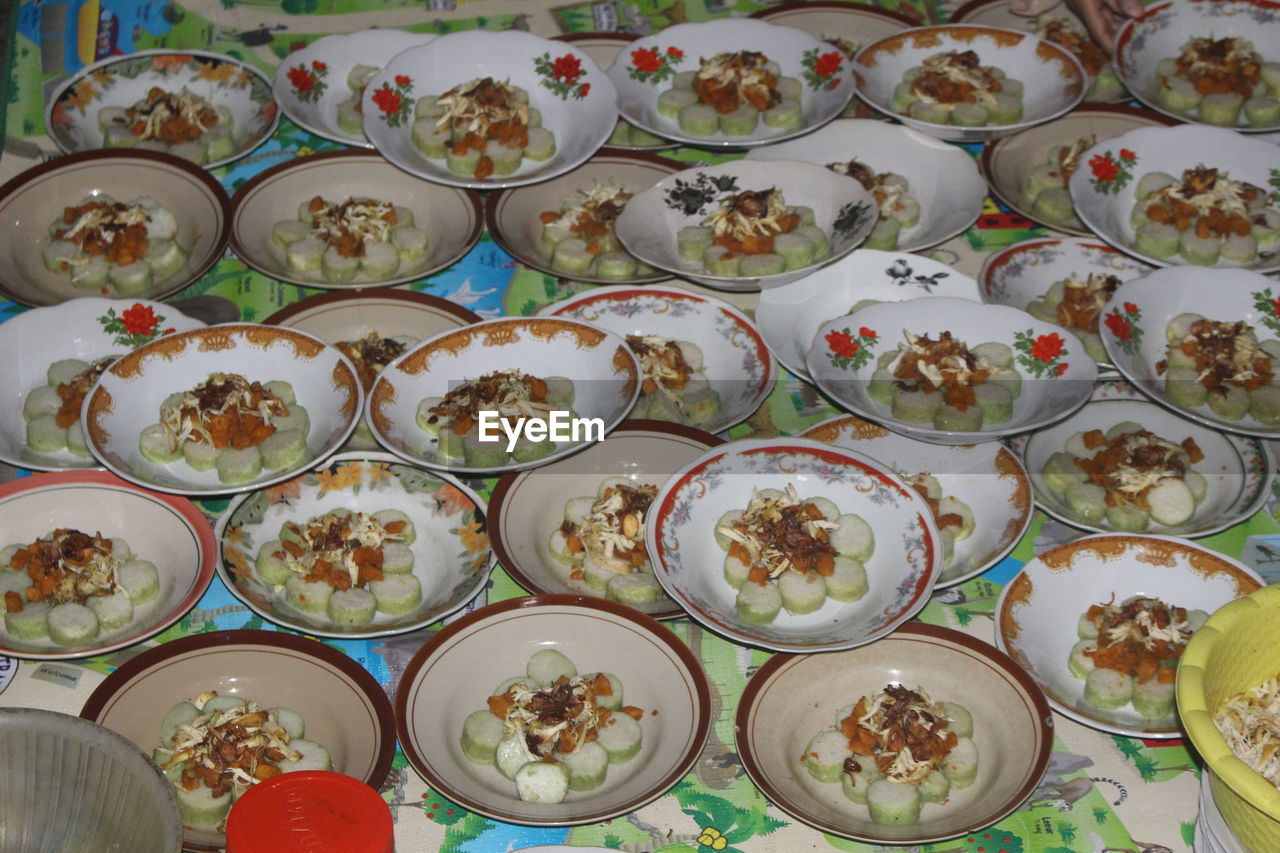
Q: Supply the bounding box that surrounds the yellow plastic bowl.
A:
[1178,584,1280,850]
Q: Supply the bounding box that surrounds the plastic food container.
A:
[0,707,183,852]
[225,771,393,853]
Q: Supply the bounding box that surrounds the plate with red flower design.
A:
[604,19,854,149]
[361,31,618,190]
[0,298,204,472]
[805,296,1098,445]
[272,29,435,149]
[1068,125,1280,273]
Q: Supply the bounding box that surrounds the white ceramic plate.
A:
[1068,125,1280,273]
[539,285,774,434]
[1100,266,1280,438]
[979,236,1156,370]
[646,438,941,653]
[0,298,204,472]
[1114,0,1280,133]
[216,451,491,638]
[362,31,617,190]
[45,50,278,169]
[758,249,980,382]
[228,150,484,289]
[0,470,216,660]
[367,317,640,475]
[273,29,435,148]
[1012,381,1273,538]
[615,160,876,292]
[605,19,854,149]
[802,415,1033,587]
[395,595,711,825]
[554,33,677,151]
[996,533,1262,737]
[806,296,1098,445]
[84,325,361,495]
[744,119,986,253]
[853,25,1086,143]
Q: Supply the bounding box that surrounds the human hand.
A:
[1066,0,1146,54]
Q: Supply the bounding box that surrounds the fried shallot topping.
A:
[1215,674,1280,788]
[693,51,781,113]
[162,693,300,799]
[1082,596,1191,684]
[886,331,995,412]
[424,370,553,437]
[1056,272,1121,334]
[54,201,152,268]
[337,332,409,390]
[55,356,117,430]
[1071,428,1202,510]
[3,528,120,614]
[560,481,656,573]
[717,484,837,582]
[487,674,642,758]
[910,50,1003,107]
[1173,36,1261,98]
[1169,319,1273,394]
[306,196,398,259]
[272,510,409,591]
[627,334,694,396]
[1036,16,1107,76]
[126,87,219,144]
[160,373,290,450]
[704,187,800,256]
[840,685,958,782]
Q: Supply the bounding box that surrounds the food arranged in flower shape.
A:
[270,195,432,284]
[1041,423,1208,530]
[868,332,1024,432]
[1036,15,1124,101]
[24,356,118,457]
[253,509,421,626]
[826,157,918,251]
[1157,36,1280,128]
[417,369,575,468]
[1129,165,1278,266]
[677,187,830,278]
[891,50,1024,128]
[715,484,872,625]
[1070,596,1206,718]
[625,334,721,427]
[43,195,187,295]
[539,182,655,280]
[1158,315,1280,424]
[1,529,159,648]
[461,649,643,803]
[800,684,977,826]
[100,87,234,164]
[1023,270,1120,363]
[1023,135,1095,228]
[549,479,664,608]
[410,77,556,180]
[657,50,805,137]
[139,373,311,486]
[154,691,331,830]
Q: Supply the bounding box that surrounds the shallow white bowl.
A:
[1012,381,1273,538]
[758,249,980,382]
[1068,125,1280,273]
[605,19,854,149]
[1114,0,1280,133]
[853,25,1086,143]
[84,324,361,495]
[979,236,1155,370]
[744,119,984,252]
[0,298,204,472]
[272,29,434,148]
[802,415,1032,587]
[367,317,640,475]
[615,159,876,293]
[362,31,617,190]
[45,49,278,169]
[646,438,941,653]
[1100,266,1280,438]
[806,296,1098,445]
[996,533,1262,737]
[540,285,774,434]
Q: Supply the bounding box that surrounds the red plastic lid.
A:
[225,771,394,853]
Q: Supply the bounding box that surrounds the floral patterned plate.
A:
[802,415,1033,587]
[995,533,1262,737]
[1068,124,1280,273]
[979,237,1155,370]
[272,29,434,148]
[1101,266,1280,438]
[614,160,877,293]
[0,298,203,473]
[604,19,854,149]
[645,438,941,653]
[554,33,678,151]
[1011,380,1273,538]
[45,49,278,169]
[1115,0,1280,133]
[757,249,980,382]
[539,285,775,434]
[362,31,617,190]
[215,451,492,639]
[806,296,1098,445]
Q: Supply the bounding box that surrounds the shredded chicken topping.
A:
[544,182,632,241]
[2,529,121,615]
[423,370,553,436]
[434,77,529,138]
[306,197,398,259]
[910,50,1003,108]
[560,482,656,575]
[1071,429,1203,509]
[486,674,642,759]
[159,373,290,450]
[272,510,409,591]
[1056,272,1121,334]
[693,51,781,113]
[1082,596,1191,684]
[826,159,905,218]
[162,693,300,799]
[126,87,218,144]
[627,334,694,397]
[54,201,152,270]
[886,331,1000,412]
[1036,16,1107,76]
[717,484,837,581]
[1174,36,1262,98]
[840,685,958,783]
[1159,319,1274,393]
[337,332,408,390]
[1215,675,1280,788]
[54,357,117,430]
[703,187,801,256]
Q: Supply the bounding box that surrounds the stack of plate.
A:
[1198,772,1250,853]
